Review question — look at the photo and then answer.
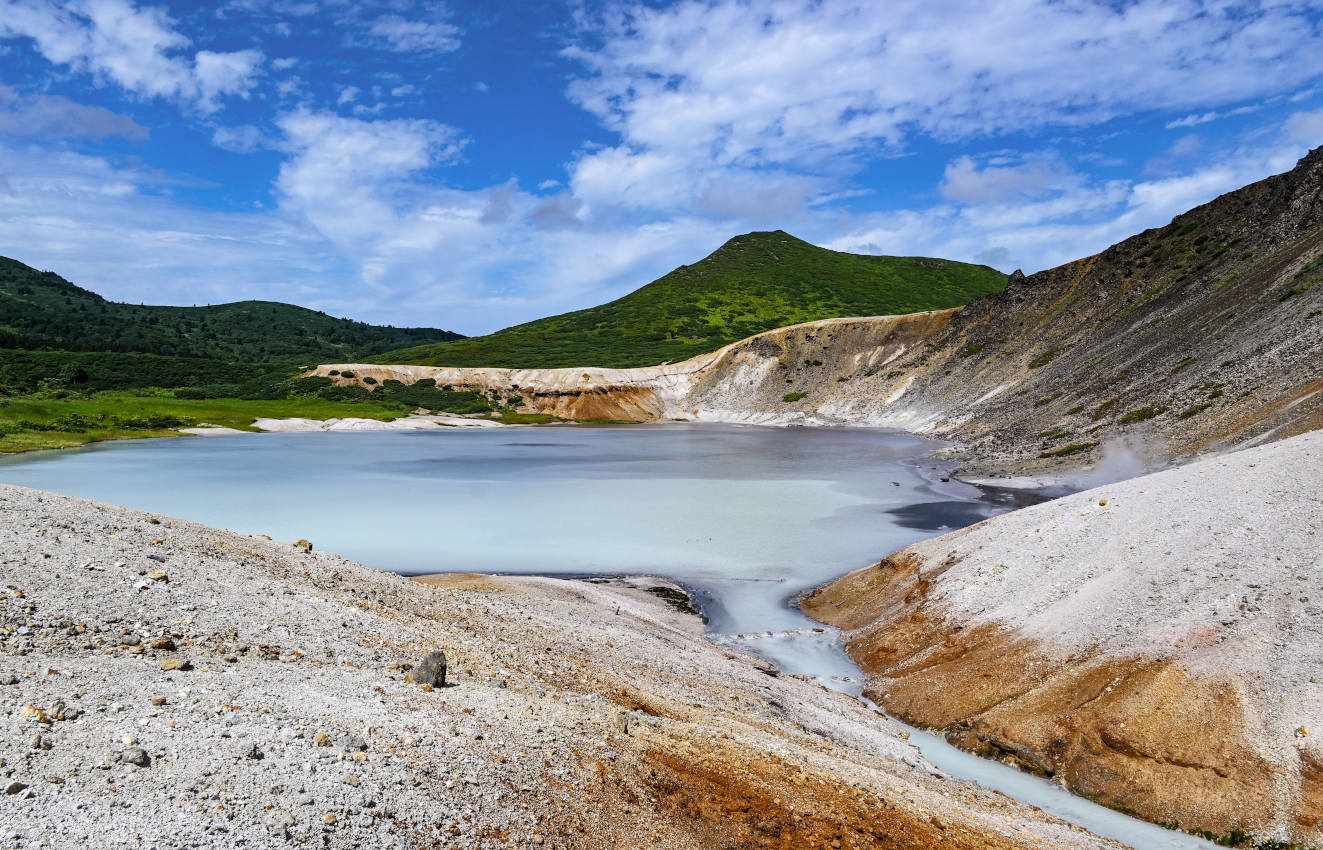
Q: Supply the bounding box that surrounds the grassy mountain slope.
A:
[0,256,463,361]
[373,230,1007,368]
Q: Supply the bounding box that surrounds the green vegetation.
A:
[1119,405,1167,424]
[0,255,480,452]
[373,231,1006,369]
[0,256,461,362]
[1034,395,1058,407]
[0,393,404,453]
[645,586,701,617]
[1279,256,1322,301]
[1027,347,1061,368]
[782,392,807,402]
[1039,441,1099,458]
[1170,356,1197,375]
[1179,403,1212,419]
[1037,427,1071,439]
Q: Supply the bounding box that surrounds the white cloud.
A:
[827,139,1307,275]
[210,123,269,153]
[0,81,147,139]
[363,14,460,54]
[1286,108,1323,143]
[0,0,264,110]
[939,154,1084,204]
[1165,103,1261,128]
[564,0,1323,216]
[336,85,359,106]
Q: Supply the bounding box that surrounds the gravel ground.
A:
[0,483,1116,850]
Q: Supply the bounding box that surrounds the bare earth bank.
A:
[804,428,1323,846]
[0,483,1115,850]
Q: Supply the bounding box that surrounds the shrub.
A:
[1119,406,1167,424]
[782,392,807,402]
[362,376,377,385]
[339,370,356,378]
[1178,403,1211,419]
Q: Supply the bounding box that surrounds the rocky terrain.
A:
[803,428,1323,846]
[319,146,1323,480]
[0,483,1121,850]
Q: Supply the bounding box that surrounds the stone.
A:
[340,734,367,752]
[293,540,313,553]
[150,694,167,706]
[323,813,337,825]
[314,733,331,747]
[242,744,264,761]
[159,658,191,672]
[415,650,448,688]
[4,781,28,795]
[343,774,360,787]
[149,637,175,650]
[19,705,51,725]
[119,747,150,767]
[147,571,169,583]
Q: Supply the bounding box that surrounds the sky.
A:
[2,1,1323,335]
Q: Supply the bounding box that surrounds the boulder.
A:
[415,650,448,688]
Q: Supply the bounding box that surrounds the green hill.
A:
[0,256,463,362]
[373,231,1008,369]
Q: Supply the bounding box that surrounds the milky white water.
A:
[0,424,1212,848]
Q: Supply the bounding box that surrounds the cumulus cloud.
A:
[0,0,263,110]
[828,138,1307,276]
[564,0,1323,215]
[0,82,147,139]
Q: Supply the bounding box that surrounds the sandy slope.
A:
[0,483,1116,850]
[804,428,1323,844]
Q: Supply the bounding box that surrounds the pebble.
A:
[118,747,151,767]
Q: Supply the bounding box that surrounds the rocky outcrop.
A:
[802,428,1323,845]
[327,147,1323,478]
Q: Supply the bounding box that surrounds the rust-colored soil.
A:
[803,556,1282,838]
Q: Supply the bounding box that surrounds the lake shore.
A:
[0,482,1116,849]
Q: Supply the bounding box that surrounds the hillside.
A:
[0,256,463,362]
[334,148,1323,478]
[803,428,1323,846]
[372,231,1007,368]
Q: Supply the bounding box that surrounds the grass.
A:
[782,392,807,402]
[372,230,1006,369]
[1028,347,1061,368]
[1039,441,1098,458]
[1118,405,1168,424]
[0,392,403,453]
[1179,403,1212,419]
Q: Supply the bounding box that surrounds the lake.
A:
[0,423,1213,848]
[0,423,998,681]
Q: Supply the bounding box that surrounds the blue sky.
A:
[2,1,1323,335]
